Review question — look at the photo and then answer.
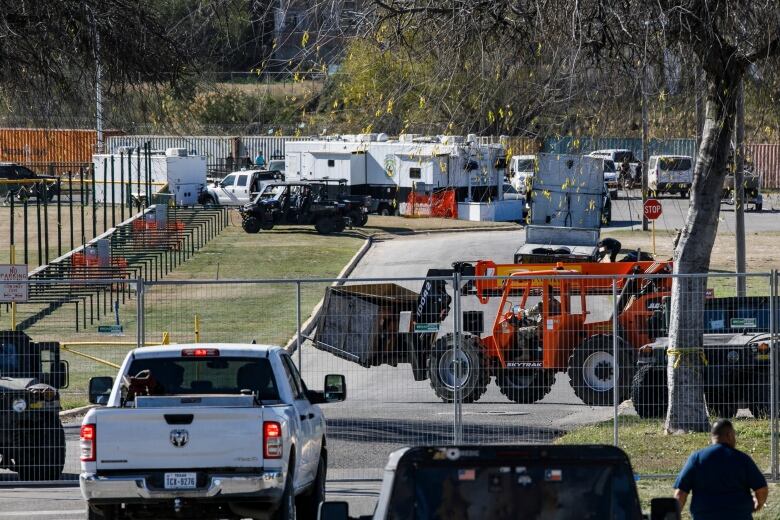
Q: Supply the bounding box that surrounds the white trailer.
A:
[285,135,506,215]
[92,148,207,206]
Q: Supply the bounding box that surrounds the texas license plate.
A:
[164,472,197,489]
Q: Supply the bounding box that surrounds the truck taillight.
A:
[80,424,96,462]
[263,421,283,459]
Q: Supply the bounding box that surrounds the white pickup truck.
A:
[80,344,345,520]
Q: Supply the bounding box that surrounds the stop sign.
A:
[644,198,663,220]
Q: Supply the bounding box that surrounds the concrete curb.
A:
[364,224,520,239]
[60,403,97,421]
[283,235,374,353]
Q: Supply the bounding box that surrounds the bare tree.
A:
[373,0,780,432]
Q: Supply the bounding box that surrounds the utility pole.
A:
[91,8,104,153]
[735,80,746,296]
[641,22,649,232]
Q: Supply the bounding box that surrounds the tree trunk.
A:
[664,67,740,434]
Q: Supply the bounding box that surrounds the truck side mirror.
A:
[318,501,349,520]
[54,360,69,389]
[89,376,114,405]
[650,497,680,520]
[324,374,346,402]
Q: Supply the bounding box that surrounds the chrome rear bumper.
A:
[80,471,284,501]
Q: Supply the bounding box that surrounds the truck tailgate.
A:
[94,407,266,470]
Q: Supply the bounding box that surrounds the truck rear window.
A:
[659,157,692,171]
[125,357,280,400]
[387,460,641,519]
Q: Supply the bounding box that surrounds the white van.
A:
[508,154,536,192]
[648,155,694,197]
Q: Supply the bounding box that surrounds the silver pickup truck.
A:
[80,344,345,520]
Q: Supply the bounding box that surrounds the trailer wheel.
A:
[428,333,488,403]
[496,369,554,404]
[333,217,347,233]
[242,217,261,234]
[568,336,634,406]
[631,364,667,418]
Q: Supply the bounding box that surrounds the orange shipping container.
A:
[0,128,123,165]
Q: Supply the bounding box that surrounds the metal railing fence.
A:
[0,271,777,484]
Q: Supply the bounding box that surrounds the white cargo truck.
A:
[92,148,207,207]
[80,344,346,520]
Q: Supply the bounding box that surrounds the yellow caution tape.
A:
[667,347,708,368]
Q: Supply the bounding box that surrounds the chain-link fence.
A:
[1,271,779,484]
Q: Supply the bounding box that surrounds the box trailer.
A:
[92,148,207,206]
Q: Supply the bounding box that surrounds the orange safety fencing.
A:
[405,189,458,219]
[70,252,129,285]
[131,219,186,249]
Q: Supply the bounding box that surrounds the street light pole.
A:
[641,22,649,232]
[735,80,746,296]
[91,8,104,154]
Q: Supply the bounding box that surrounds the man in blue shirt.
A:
[674,419,768,519]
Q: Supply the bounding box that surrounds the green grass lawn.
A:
[557,416,780,519]
[11,222,363,409]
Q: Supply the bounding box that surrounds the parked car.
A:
[239,181,351,234]
[603,159,619,199]
[722,167,763,211]
[0,331,68,481]
[81,343,346,520]
[319,445,680,519]
[508,154,536,193]
[198,169,284,206]
[0,163,59,202]
[648,155,693,198]
[590,149,640,191]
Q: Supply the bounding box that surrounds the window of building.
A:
[409,167,422,179]
[328,159,335,167]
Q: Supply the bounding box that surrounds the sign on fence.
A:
[0,264,28,302]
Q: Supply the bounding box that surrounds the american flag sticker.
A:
[458,469,476,481]
[545,469,562,482]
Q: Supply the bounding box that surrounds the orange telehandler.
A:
[314,259,672,405]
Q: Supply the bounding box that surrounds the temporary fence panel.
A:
[748,143,780,189]
[0,278,141,483]
[543,136,697,160]
[105,135,236,162]
[2,271,777,485]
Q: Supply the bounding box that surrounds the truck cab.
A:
[508,155,536,193]
[319,445,679,520]
[200,169,284,206]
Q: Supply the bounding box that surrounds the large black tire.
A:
[242,216,261,234]
[359,213,369,226]
[272,463,296,520]
[496,369,555,404]
[427,333,489,403]
[16,422,65,481]
[631,364,668,419]
[297,452,326,518]
[314,217,335,235]
[705,385,738,418]
[333,217,346,233]
[568,336,634,406]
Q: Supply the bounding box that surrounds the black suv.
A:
[239,181,351,234]
[0,163,59,202]
[0,331,69,481]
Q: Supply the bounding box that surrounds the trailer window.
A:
[410,167,422,179]
[328,159,336,167]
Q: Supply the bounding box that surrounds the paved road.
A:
[607,190,780,233]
